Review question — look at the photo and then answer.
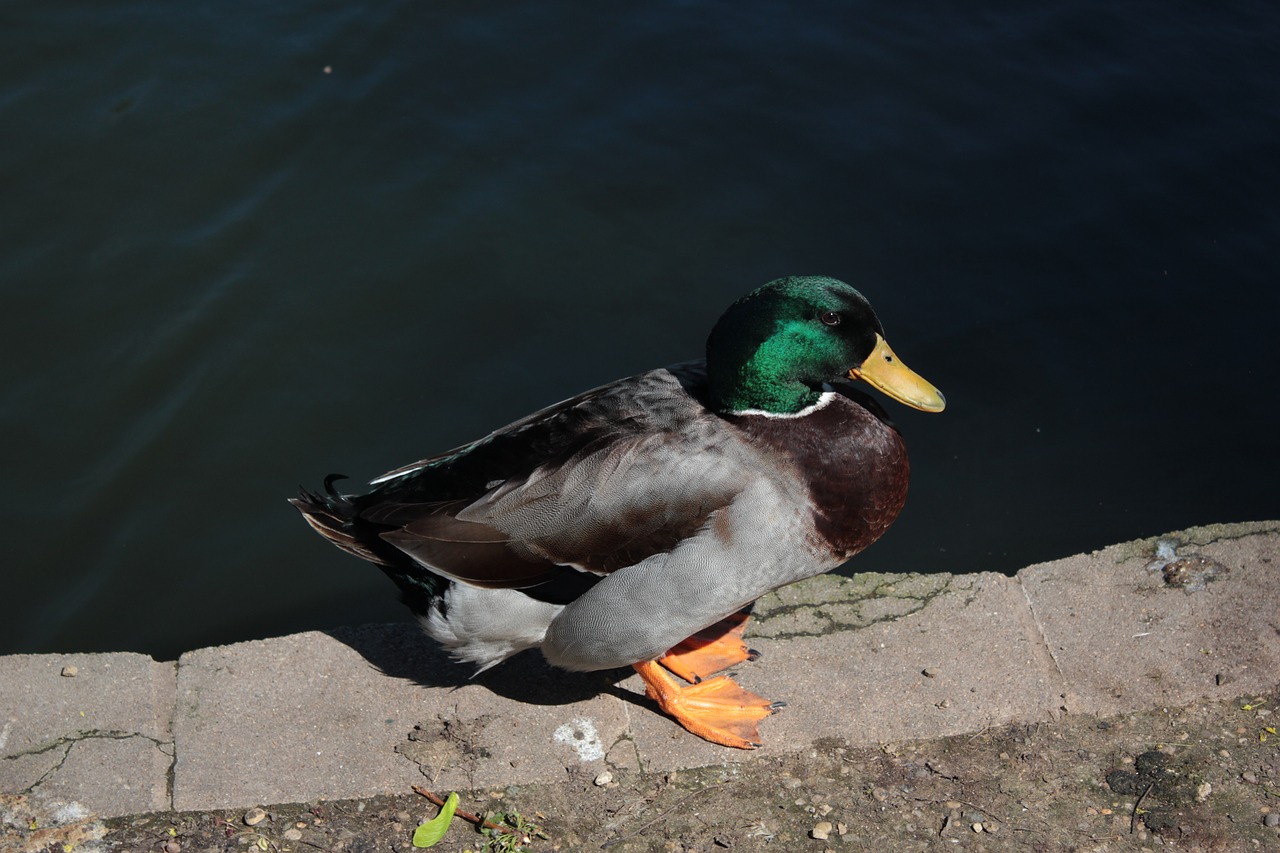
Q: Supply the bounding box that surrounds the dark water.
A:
[4,2,1278,661]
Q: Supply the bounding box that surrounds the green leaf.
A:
[412,792,459,848]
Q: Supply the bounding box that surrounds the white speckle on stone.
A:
[553,717,604,762]
[0,721,10,750]
[52,801,91,824]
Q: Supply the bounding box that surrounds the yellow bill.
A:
[848,334,946,412]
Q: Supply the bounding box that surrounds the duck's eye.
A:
[819,311,842,326]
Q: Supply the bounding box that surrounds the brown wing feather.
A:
[357,498,565,587]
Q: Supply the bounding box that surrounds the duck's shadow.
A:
[323,621,640,708]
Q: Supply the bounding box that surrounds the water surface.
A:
[3,1,1278,659]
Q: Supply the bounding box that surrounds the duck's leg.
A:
[633,659,779,749]
[657,610,757,683]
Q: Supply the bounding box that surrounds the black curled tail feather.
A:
[289,473,393,567]
[289,474,450,615]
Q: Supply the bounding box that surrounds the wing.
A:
[539,474,832,670]
[354,363,753,588]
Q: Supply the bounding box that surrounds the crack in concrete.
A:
[613,688,635,760]
[6,739,76,794]
[1015,576,1066,683]
[4,729,175,798]
[164,736,177,811]
[604,732,644,776]
[751,572,953,640]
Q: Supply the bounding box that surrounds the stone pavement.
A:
[2,521,1277,820]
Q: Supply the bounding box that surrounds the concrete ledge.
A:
[1022,520,1280,716]
[0,653,174,816]
[3,521,1277,819]
[171,624,633,811]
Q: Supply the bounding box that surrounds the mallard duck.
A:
[291,275,944,749]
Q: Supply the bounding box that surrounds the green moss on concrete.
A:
[1109,520,1280,563]
[751,572,953,639]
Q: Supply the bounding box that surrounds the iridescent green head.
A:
[705,275,945,415]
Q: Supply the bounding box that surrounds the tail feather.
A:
[288,474,392,566]
[290,474,452,615]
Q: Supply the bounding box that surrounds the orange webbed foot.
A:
[657,610,759,683]
[633,660,780,749]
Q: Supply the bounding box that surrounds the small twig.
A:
[1130,781,1155,834]
[908,796,1006,828]
[958,799,1003,826]
[601,787,709,849]
[412,786,516,836]
[923,761,960,781]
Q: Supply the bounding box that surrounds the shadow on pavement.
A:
[322,621,642,708]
